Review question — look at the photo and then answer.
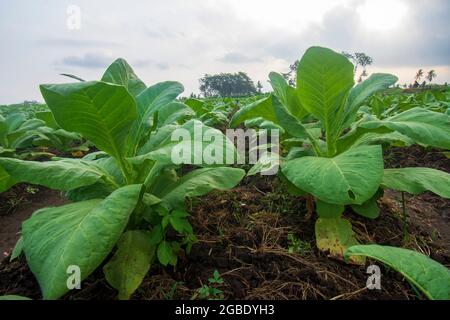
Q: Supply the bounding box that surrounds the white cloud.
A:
[0,0,448,103]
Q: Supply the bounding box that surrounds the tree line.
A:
[196,52,440,97]
[199,72,262,98]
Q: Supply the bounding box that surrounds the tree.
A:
[199,72,257,97]
[426,70,437,83]
[354,53,373,72]
[256,81,263,94]
[415,69,424,82]
[282,60,299,86]
[342,51,373,82]
[358,69,368,83]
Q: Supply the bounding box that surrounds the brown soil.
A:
[384,145,450,258]
[0,145,448,300]
[0,185,67,257]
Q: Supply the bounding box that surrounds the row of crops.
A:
[0,46,449,300]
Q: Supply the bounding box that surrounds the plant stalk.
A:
[401,191,409,242]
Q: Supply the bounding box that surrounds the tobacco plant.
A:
[0,59,245,299]
[0,111,86,158]
[231,46,450,263]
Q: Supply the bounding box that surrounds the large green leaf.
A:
[350,193,381,219]
[35,111,59,129]
[157,167,245,208]
[129,120,238,166]
[282,145,383,205]
[22,184,142,299]
[338,108,450,152]
[296,47,354,148]
[269,72,307,120]
[8,119,46,148]
[129,139,237,167]
[272,96,310,139]
[230,96,278,128]
[185,98,207,116]
[129,81,184,153]
[345,245,450,300]
[345,131,414,150]
[137,124,177,155]
[0,158,107,191]
[230,95,311,144]
[381,168,450,198]
[6,113,27,132]
[157,102,194,127]
[103,230,155,300]
[342,73,398,129]
[136,81,184,117]
[101,58,146,96]
[40,81,138,162]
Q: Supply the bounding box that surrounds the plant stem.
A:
[117,157,133,185]
[326,129,335,157]
[401,191,409,242]
[305,131,323,157]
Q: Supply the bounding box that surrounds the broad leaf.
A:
[296,47,354,147]
[157,102,194,127]
[185,98,208,116]
[22,184,143,299]
[345,245,450,300]
[0,158,107,191]
[6,113,27,132]
[350,196,380,219]
[157,167,245,208]
[381,168,450,198]
[247,152,280,176]
[338,108,450,152]
[130,120,239,166]
[40,81,138,162]
[104,230,155,300]
[282,145,383,205]
[342,73,398,129]
[230,96,278,128]
[346,131,414,150]
[135,81,184,118]
[269,72,307,120]
[35,111,59,129]
[272,97,309,139]
[130,81,184,152]
[101,58,146,96]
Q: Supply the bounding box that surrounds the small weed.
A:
[161,281,182,300]
[287,233,312,256]
[192,270,224,300]
[25,185,39,195]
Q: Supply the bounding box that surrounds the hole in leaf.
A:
[348,190,356,200]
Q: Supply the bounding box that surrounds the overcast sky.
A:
[0,0,449,104]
